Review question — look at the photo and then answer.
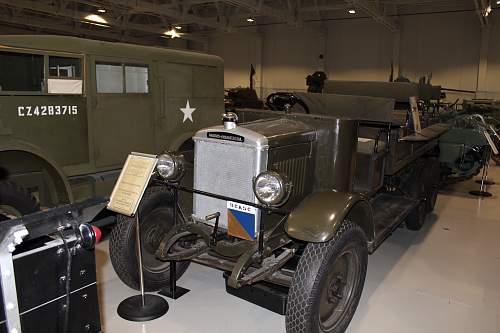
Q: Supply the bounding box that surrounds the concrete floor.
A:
[96,166,500,333]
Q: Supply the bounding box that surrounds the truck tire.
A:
[422,157,440,212]
[0,181,39,221]
[109,186,190,292]
[286,221,368,333]
[406,201,426,231]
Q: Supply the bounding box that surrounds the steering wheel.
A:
[265,92,310,114]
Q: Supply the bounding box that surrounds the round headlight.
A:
[156,153,185,181]
[253,171,291,206]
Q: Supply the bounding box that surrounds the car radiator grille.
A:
[193,139,265,229]
[273,156,308,200]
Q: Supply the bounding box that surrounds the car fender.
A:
[0,138,73,204]
[285,191,374,243]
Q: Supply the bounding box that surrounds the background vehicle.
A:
[0,35,223,218]
[110,92,448,333]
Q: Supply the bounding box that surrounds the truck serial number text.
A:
[18,105,79,117]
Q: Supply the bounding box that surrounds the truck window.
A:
[48,56,83,94]
[49,56,81,78]
[0,51,44,92]
[96,63,123,93]
[125,65,149,93]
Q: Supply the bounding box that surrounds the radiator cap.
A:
[223,112,238,130]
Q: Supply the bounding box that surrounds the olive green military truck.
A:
[110,92,448,333]
[0,35,223,220]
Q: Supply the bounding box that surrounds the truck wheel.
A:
[423,157,440,212]
[0,181,39,221]
[109,186,190,292]
[406,201,426,231]
[286,221,368,333]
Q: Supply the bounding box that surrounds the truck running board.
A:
[370,193,419,251]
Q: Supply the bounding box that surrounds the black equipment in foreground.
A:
[0,197,106,333]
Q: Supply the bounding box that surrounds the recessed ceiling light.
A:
[484,5,492,16]
[175,26,182,30]
[246,18,255,22]
[83,14,109,26]
[97,8,106,13]
[348,8,356,14]
[164,29,180,38]
[497,0,500,4]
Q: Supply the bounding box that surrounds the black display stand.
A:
[117,214,169,322]
[158,261,190,299]
[158,188,190,300]
[470,148,493,197]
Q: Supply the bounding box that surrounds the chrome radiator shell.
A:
[192,125,268,233]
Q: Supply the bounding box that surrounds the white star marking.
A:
[180,100,196,123]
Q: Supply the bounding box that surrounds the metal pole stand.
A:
[470,148,493,197]
[158,188,190,300]
[117,213,169,321]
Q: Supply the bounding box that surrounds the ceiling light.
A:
[164,28,180,38]
[83,14,109,27]
[348,8,356,14]
[246,18,255,22]
[483,5,492,17]
[175,26,182,30]
[97,8,106,13]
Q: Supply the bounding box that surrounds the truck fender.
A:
[168,132,196,153]
[285,191,374,243]
[0,138,73,204]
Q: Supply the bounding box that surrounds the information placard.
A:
[107,152,157,217]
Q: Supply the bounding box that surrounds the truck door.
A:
[90,56,155,168]
[154,61,224,151]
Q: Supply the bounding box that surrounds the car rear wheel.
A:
[406,201,426,231]
[109,186,190,292]
[286,221,368,333]
[0,181,40,221]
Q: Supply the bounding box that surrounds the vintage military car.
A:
[110,93,448,333]
[0,35,223,220]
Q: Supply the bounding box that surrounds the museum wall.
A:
[326,18,394,82]
[207,10,500,100]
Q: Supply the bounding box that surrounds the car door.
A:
[90,55,155,169]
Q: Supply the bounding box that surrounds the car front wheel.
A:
[286,221,368,333]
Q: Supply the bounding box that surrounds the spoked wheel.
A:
[109,186,190,291]
[286,221,368,333]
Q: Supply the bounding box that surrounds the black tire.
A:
[422,157,440,212]
[406,201,426,231]
[109,186,190,292]
[0,181,39,220]
[286,221,368,333]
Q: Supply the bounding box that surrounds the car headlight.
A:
[253,171,292,206]
[156,152,185,181]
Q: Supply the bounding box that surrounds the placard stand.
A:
[108,153,169,322]
[470,148,493,197]
[117,212,169,321]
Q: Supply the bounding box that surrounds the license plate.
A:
[227,201,257,241]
